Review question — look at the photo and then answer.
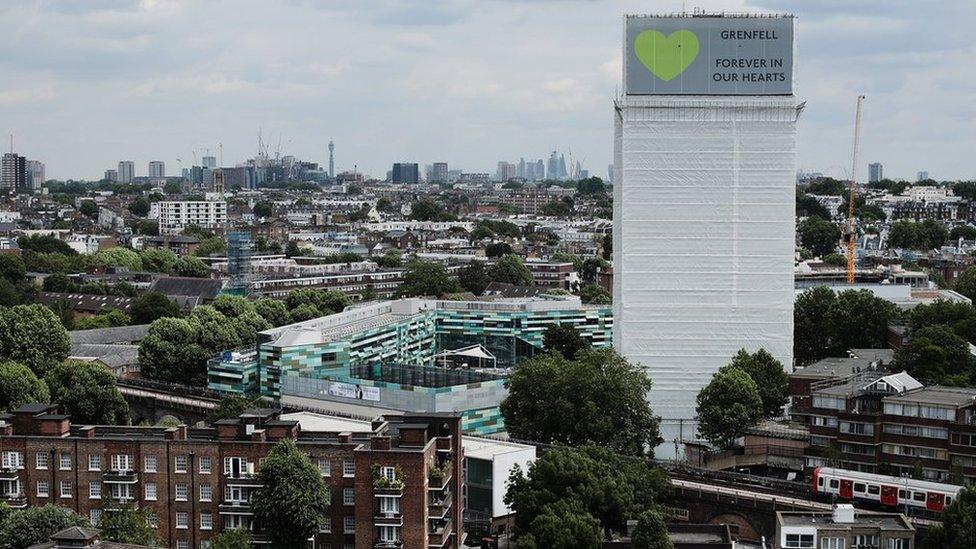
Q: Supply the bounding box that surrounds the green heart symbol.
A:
[634,29,700,82]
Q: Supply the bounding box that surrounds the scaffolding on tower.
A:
[225,231,253,296]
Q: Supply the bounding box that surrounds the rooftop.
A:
[883,386,976,407]
[777,510,913,533]
[793,349,894,380]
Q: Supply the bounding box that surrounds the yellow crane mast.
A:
[845,95,866,284]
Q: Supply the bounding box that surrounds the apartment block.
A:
[0,404,464,549]
[158,201,227,235]
[776,506,913,549]
[524,260,578,291]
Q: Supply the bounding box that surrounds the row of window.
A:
[882,443,947,460]
[884,402,954,420]
[2,452,358,478]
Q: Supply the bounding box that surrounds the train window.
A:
[913,492,926,502]
[899,489,907,499]
[946,496,952,505]
[854,483,866,493]
[818,477,824,487]
[830,479,839,489]
[868,485,880,495]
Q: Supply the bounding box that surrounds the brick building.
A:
[0,404,464,549]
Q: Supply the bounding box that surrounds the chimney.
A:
[833,503,855,523]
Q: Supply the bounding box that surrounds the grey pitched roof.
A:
[38,292,135,313]
[69,324,150,345]
[149,276,224,299]
[68,344,140,369]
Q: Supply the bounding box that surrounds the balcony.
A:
[374,487,403,497]
[435,436,452,452]
[374,513,403,527]
[225,474,263,487]
[0,468,20,481]
[218,500,254,514]
[0,493,27,509]
[428,470,452,491]
[374,542,403,549]
[428,492,453,519]
[103,470,138,484]
[428,519,453,548]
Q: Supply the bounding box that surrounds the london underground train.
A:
[812,467,963,513]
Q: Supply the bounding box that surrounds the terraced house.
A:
[0,404,464,549]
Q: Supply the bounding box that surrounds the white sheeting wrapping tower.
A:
[613,95,800,457]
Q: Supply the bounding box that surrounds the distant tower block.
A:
[328,139,335,179]
[212,169,225,196]
[227,231,253,296]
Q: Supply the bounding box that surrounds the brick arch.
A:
[705,511,762,541]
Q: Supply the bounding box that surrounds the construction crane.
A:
[845,95,866,284]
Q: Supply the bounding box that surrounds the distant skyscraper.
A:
[202,156,217,169]
[149,161,165,178]
[868,162,883,183]
[118,161,135,183]
[392,163,419,184]
[430,162,448,184]
[328,140,335,179]
[608,164,614,183]
[1,153,26,192]
[546,151,559,180]
[496,161,517,181]
[517,158,526,179]
[535,160,545,181]
[558,154,567,180]
[25,160,44,191]
[917,171,930,182]
[105,169,118,182]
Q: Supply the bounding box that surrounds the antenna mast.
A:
[845,95,866,285]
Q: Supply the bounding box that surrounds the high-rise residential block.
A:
[118,161,135,183]
[25,160,44,191]
[391,163,419,184]
[148,161,165,178]
[430,162,449,183]
[201,156,217,169]
[614,14,798,456]
[868,162,883,183]
[157,200,227,235]
[1,153,26,192]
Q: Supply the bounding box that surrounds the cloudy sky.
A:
[1,0,973,182]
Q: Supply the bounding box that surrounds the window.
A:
[343,488,355,505]
[379,496,400,515]
[318,459,331,476]
[854,482,866,493]
[175,483,188,501]
[175,455,188,473]
[35,453,48,470]
[380,466,396,481]
[829,479,840,489]
[200,483,212,502]
[176,541,189,549]
[812,416,838,427]
[887,539,909,549]
[89,481,101,499]
[36,480,49,498]
[785,533,815,548]
[1,451,22,469]
[145,483,157,501]
[379,525,400,543]
[839,421,873,435]
[853,535,879,547]
[110,483,133,501]
[176,511,188,529]
[59,480,72,498]
[144,455,157,473]
[343,516,355,533]
[200,512,213,530]
[147,511,158,528]
[59,452,71,470]
[110,454,132,472]
[88,454,101,471]
[90,509,103,526]
[199,457,212,474]
[868,485,880,496]
[913,492,926,502]
[343,459,355,477]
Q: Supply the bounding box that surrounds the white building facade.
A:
[613,14,800,456]
[157,200,227,235]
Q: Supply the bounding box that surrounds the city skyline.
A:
[0,1,973,181]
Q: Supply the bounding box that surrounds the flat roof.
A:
[884,386,976,407]
[778,511,912,532]
[793,349,894,380]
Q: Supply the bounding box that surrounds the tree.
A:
[209,528,253,549]
[212,295,255,318]
[823,252,847,267]
[284,240,301,258]
[924,485,976,549]
[129,292,181,324]
[726,348,789,418]
[696,366,763,449]
[164,180,182,194]
[580,284,611,305]
[0,304,71,375]
[128,196,150,217]
[79,199,99,219]
[0,255,26,284]
[409,199,454,221]
[793,287,899,365]
[514,499,603,549]
[92,247,143,271]
[0,361,49,412]
[798,217,841,258]
[138,317,210,386]
[950,225,976,241]
[189,306,243,354]
[631,509,674,549]
[501,348,661,456]
[45,361,129,425]
[18,234,76,255]
[602,233,612,260]
[0,504,89,549]
[73,309,131,330]
[796,192,832,219]
[396,260,460,297]
[252,439,331,546]
[284,289,350,316]
[41,272,73,292]
[458,262,491,295]
[488,254,534,286]
[138,248,177,273]
[254,299,291,327]
[955,266,976,302]
[543,324,591,359]
[253,200,273,218]
[895,325,976,385]
[373,250,402,268]
[580,257,609,284]
[485,242,513,258]
[173,255,210,278]
[194,236,227,257]
[96,501,161,546]
[208,394,266,424]
[288,303,320,323]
